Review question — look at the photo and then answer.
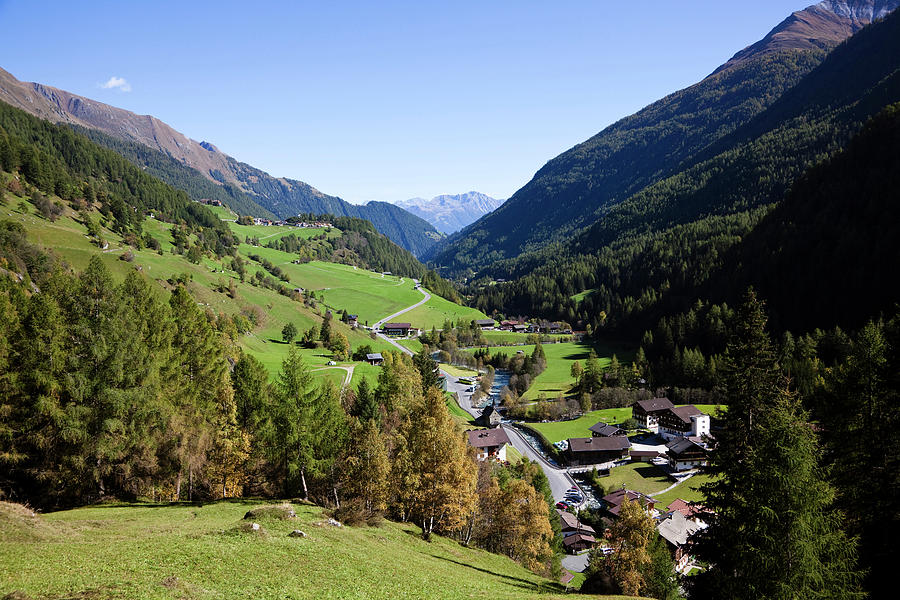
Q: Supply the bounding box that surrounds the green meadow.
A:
[0,500,631,600]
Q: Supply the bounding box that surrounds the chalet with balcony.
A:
[631,398,675,431]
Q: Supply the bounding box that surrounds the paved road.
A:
[373,284,430,329]
[561,552,591,573]
[503,424,577,502]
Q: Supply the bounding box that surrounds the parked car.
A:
[556,501,569,510]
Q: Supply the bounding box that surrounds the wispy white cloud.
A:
[100,76,131,92]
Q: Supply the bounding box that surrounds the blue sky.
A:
[0,0,810,204]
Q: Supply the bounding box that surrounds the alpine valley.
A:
[2,1,900,600]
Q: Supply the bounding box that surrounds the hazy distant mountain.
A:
[395,192,504,234]
[0,67,442,256]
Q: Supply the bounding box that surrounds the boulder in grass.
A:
[243,503,297,521]
[288,530,307,538]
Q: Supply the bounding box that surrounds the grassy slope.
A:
[652,473,713,508]
[599,462,672,496]
[528,408,634,443]
[6,195,485,388]
[1,500,635,600]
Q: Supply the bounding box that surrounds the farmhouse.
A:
[382,322,411,336]
[467,428,510,462]
[631,397,675,430]
[589,421,626,437]
[366,353,384,366]
[629,449,661,463]
[565,436,630,466]
[347,314,358,327]
[475,318,496,330]
[657,508,705,573]
[665,437,709,471]
[602,488,657,517]
[476,405,502,428]
[558,510,597,538]
[513,324,528,333]
[563,533,597,554]
[668,498,705,522]
[657,405,710,440]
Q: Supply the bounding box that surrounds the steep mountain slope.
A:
[470,8,900,337]
[395,191,504,234]
[714,0,898,73]
[428,0,899,274]
[706,102,900,334]
[0,67,442,256]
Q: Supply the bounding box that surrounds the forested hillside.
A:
[428,48,827,273]
[75,125,277,220]
[469,9,900,341]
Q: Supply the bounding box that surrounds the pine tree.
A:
[413,348,439,393]
[641,534,682,600]
[266,346,315,498]
[353,377,379,423]
[281,322,298,344]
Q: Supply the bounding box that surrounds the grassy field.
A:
[570,290,596,304]
[8,202,396,388]
[398,337,424,353]
[401,293,488,330]
[600,462,672,495]
[525,404,724,443]
[439,363,480,378]
[526,408,633,443]
[652,474,714,508]
[0,500,632,600]
[470,341,632,401]
[476,331,571,346]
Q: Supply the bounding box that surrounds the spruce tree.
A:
[690,290,862,600]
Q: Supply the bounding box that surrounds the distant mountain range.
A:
[394,192,504,234]
[426,0,900,272]
[0,67,442,256]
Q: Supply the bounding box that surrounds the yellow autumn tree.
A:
[342,418,390,515]
[584,496,655,595]
[393,387,477,539]
[476,477,554,573]
[206,373,251,498]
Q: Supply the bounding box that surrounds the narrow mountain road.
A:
[373,285,430,330]
[311,365,354,388]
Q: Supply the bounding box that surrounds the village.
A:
[358,308,714,581]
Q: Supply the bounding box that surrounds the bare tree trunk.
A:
[301,468,309,501]
[176,471,182,500]
[333,486,340,508]
[189,468,193,501]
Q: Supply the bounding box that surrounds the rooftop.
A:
[467,428,510,449]
[567,436,631,453]
[668,405,703,423]
[382,322,411,329]
[588,421,624,437]
[634,398,675,413]
[366,353,383,361]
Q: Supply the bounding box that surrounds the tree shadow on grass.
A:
[428,555,561,593]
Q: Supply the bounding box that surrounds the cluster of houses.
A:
[561,398,712,472]
[475,318,574,335]
[250,217,333,228]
